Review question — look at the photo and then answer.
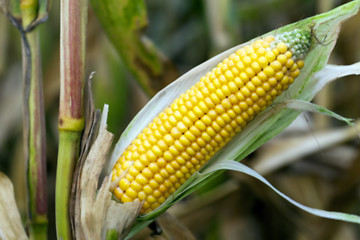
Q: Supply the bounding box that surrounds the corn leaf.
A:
[107,1,360,237]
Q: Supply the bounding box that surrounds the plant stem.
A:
[56,0,87,239]
[20,0,48,239]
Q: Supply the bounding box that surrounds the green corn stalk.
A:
[1,0,49,239]
[55,0,87,239]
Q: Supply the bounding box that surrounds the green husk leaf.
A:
[203,160,360,223]
[107,1,360,237]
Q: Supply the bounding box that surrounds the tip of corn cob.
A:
[111,29,311,214]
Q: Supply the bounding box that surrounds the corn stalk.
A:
[56,0,87,239]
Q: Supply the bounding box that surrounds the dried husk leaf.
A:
[73,106,142,239]
[0,172,28,240]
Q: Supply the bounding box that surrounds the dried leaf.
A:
[0,172,28,240]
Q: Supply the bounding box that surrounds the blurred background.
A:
[1,0,360,239]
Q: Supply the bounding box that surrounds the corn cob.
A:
[111,29,311,214]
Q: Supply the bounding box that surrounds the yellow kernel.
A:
[179,135,191,146]
[234,77,244,88]
[163,151,174,161]
[138,191,147,201]
[256,87,266,97]
[170,127,181,139]
[258,56,268,68]
[272,48,279,56]
[121,193,133,203]
[250,53,258,61]
[126,175,134,182]
[189,126,201,137]
[291,69,300,78]
[239,72,249,82]
[263,82,271,91]
[175,171,184,179]
[275,71,284,80]
[157,158,166,168]
[251,62,261,73]
[221,98,232,110]
[251,93,259,101]
[143,185,154,199]
[135,174,148,185]
[265,51,275,62]
[245,67,255,78]
[165,164,175,174]
[297,60,305,69]
[276,42,288,53]
[236,91,245,102]
[133,160,144,171]
[257,71,267,81]
[285,51,292,58]
[199,101,209,113]
[270,60,282,71]
[235,115,245,126]
[148,163,159,174]
[229,82,238,93]
[206,127,216,137]
[210,93,220,105]
[221,85,231,96]
[225,70,234,80]
[195,120,206,131]
[281,76,289,85]
[286,59,294,68]
[263,66,275,77]
[176,121,187,133]
[246,82,256,91]
[219,75,227,84]
[129,167,140,178]
[221,113,231,123]
[188,111,197,122]
[229,95,238,105]
[236,61,245,71]
[240,87,251,97]
[277,54,287,65]
[269,77,277,86]
[290,63,298,72]
[201,115,212,125]
[154,173,164,183]
[159,169,169,179]
[270,89,277,96]
[215,116,226,127]
[125,187,138,199]
[256,47,266,56]
[119,178,130,191]
[201,132,211,142]
[146,150,156,161]
[204,97,215,109]
[170,161,181,169]
[131,181,143,192]
[239,101,248,110]
[184,131,196,142]
[215,89,225,99]
[114,187,123,199]
[180,117,191,128]
[153,190,162,199]
[242,56,252,66]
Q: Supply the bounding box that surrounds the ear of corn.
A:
[111,29,311,214]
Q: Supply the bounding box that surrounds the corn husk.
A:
[107,1,360,237]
